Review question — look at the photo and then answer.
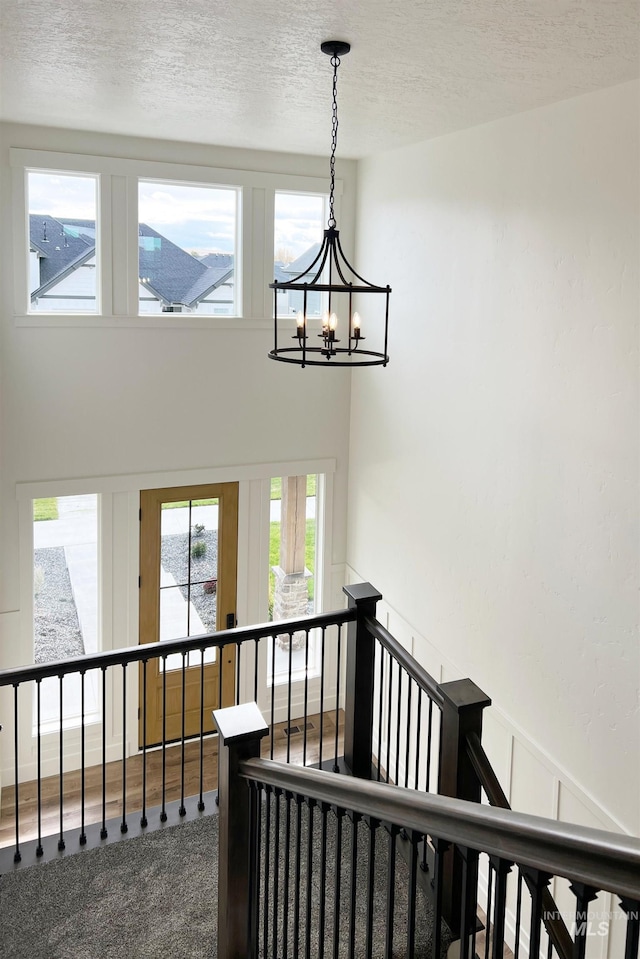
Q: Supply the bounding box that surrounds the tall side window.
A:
[268,475,318,683]
[274,192,327,318]
[33,494,99,729]
[27,171,99,313]
[138,180,239,315]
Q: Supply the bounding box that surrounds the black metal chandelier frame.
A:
[268,41,391,368]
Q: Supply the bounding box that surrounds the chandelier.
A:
[268,41,391,368]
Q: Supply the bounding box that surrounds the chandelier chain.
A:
[329,54,340,229]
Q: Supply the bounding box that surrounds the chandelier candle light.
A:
[268,41,391,368]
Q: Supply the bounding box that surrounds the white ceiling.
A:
[1,0,638,159]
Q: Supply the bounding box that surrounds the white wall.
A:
[348,81,639,836]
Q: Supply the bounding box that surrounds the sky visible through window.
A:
[29,173,327,263]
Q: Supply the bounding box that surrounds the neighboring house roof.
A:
[198,253,234,270]
[29,216,319,307]
[283,242,322,279]
[29,216,95,297]
[29,215,235,308]
[182,266,234,308]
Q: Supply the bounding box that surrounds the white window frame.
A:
[10,149,341,330]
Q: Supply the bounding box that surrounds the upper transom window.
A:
[138,180,238,316]
[28,171,99,314]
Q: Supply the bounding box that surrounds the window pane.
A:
[138,180,237,315]
[268,475,317,683]
[274,193,326,318]
[28,172,98,313]
[33,494,100,728]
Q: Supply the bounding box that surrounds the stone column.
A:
[272,475,310,650]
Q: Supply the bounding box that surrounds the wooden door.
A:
[138,483,238,746]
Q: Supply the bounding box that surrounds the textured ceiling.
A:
[1,0,638,158]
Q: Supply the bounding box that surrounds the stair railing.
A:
[0,606,352,869]
[214,702,640,959]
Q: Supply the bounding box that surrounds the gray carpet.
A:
[1,818,218,959]
[0,805,450,958]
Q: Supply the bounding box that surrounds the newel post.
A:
[343,582,382,779]
[213,702,268,959]
[438,679,492,937]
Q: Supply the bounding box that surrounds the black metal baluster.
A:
[303,629,310,766]
[236,641,241,705]
[459,846,480,959]
[255,783,263,957]
[525,868,551,959]
[620,897,640,959]
[318,802,329,957]
[263,786,272,959]
[425,698,434,791]
[218,642,223,707]
[253,636,259,704]
[282,791,292,958]
[385,824,399,958]
[406,830,420,958]
[179,651,186,816]
[376,644,384,781]
[198,648,205,812]
[334,624,342,772]
[319,625,326,768]
[13,684,21,863]
[484,861,493,959]
[270,634,276,759]
[405,677,412,787]
[365,818,378,959]
[293,795,303,959]
[348,812,360,959]
[141,659,148,827]
[36,679,43,857]
[121,663,128,833]
[58,675,65,850]
[287,632,293,764]
[305,799,316,959]
[386,657,393,782]
[395,668,402,786]
[161,655,167,822]
[430,837,450,959]
[332,807,345,959]
[414,687,422,790]
[570,882,599,959]
[80,670,86,845]
[272,788,281,958]
[490,857,512,959]
[514,869,523,959]
[100,666,107,839]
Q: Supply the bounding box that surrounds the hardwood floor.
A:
[0,710,344,850]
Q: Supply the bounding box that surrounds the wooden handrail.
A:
[0,607,354,687]
[239,757,640,901]
[465,730,575,959]
[362,613,444,706]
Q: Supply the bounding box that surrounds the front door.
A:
[138,483,238,746]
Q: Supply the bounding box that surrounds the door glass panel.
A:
[159,498,218,669]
